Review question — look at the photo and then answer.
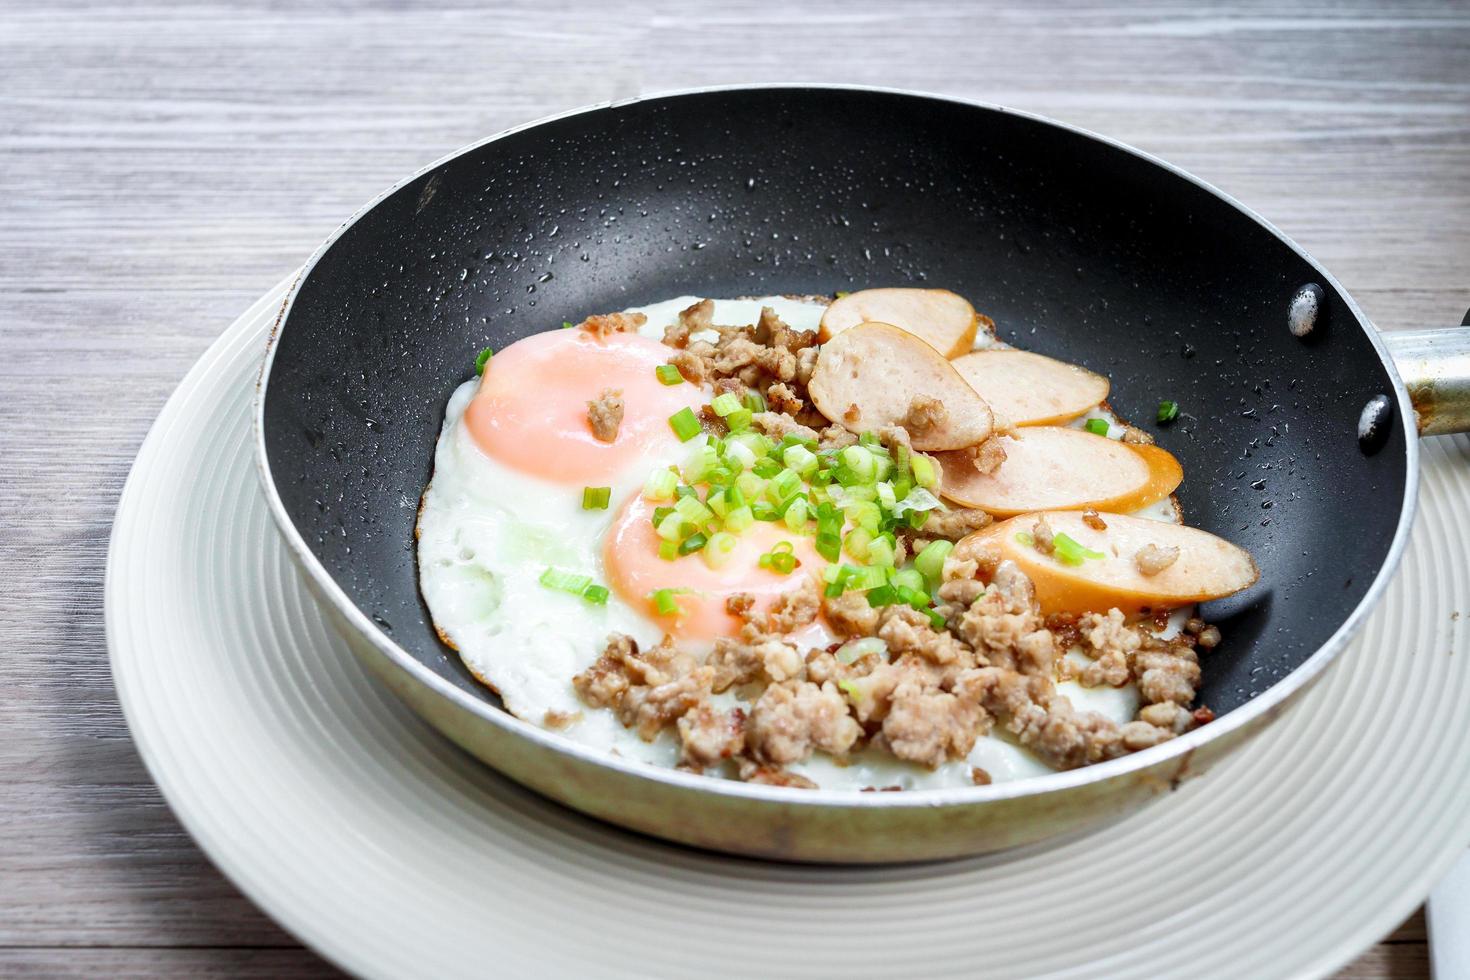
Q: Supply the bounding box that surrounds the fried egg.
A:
[417,297,1179,789]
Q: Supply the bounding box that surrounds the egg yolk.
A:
[463,328,703,484]
[604,494,828,643]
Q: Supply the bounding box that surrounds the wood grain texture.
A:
[2,0,1465,976]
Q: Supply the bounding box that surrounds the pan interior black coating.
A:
[262,88,1408,717]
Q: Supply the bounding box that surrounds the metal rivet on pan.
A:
[1288,282,1324,338]
[1358,394,1393,455]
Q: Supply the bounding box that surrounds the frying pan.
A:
[255,86,1470,862]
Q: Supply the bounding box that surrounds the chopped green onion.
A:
[1052,532,1106,566]
[643,468,678,502]
[840,445,877,483]
[845,564,888,591]
[752,457,783,479]
[815,531,842,562]
[562,320,574,329]
[735,471,765,501]
[865,534,896,568]
[724,504,755,532]
[844,527,873,561]
[725,408,753,433]
[835,290,851,299]
[865,584,898,608]
[668,407,701,442]
[910,453,939,489]
[907,509,930,530]
[723,438,756,470]
[1158,400,1180,424]
[649,588,689,616]
[703,531,739,568]
[758,541,799,575]
[540,567,610,605]
[751,500,779,521]
[674,494,713,524]
[678,532,708,556]
[657,512,690,541]
[768,468,803,504]
[1085,418,1110,436]
[658,540,678,560]
[581,486,611,510]
[674,484,697,499]
[742,390,767,413]
[895,583,930,608]
[892,567,926,594]
[876,481,897,510]
[710,393,743,417]
[1015,531,1035,548]
[778,433,818,452]
[474,347,494,373]
[782,444,819,477]
[915,540,954,587]
[683,444,719,482]
[925,608,947,629]
[837,678,862,701]
[845,500,882,534]
[782,496,809,531]
[539,567,591,594]
[824,565,855,598]
[655,364,684,385]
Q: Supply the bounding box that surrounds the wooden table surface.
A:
[3,1,1466,976]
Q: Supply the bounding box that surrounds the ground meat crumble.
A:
[570,554,1220,786]
[586,388,624,442]
[556,299,1221,789]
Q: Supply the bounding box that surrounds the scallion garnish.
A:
[658,539,678,561]
[752,457,782,479]
[474,347,494,373]
[725,407,753,433]
[865,584,897,608]
[677,532,708,556]
[703,531,738,568]
[655,364,684,385]
[865,534,896,568]
[742,390,767,413]
[915,539,954,588]
[1052,532,1106,566]
[909,453,939,489]
[758,541,799,574]
[562,320,574,329]
[1157,400,1180,424]
[710,392,743,417]
[668,406,701,442]
[643,468,678,502]
[1084,418,1110,436]
[539,567,610,605]
[581,486,611,510]
[891,567,926,594]
[648,587,691,616]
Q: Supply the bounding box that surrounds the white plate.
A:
[108,278,1470,979]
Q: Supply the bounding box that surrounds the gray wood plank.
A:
[2,0,1462,974]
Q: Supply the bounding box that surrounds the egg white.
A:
[418,296,1182,790]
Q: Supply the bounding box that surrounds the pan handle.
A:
[1382,318,1470,437]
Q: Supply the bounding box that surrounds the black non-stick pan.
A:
[256,86,1470,861]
